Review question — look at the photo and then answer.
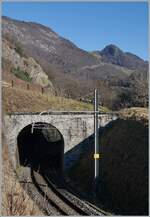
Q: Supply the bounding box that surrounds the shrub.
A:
[11,67,32,82]
[23,60,29,67]
[14,44,24,56]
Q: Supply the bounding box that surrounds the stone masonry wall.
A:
[4,113,117,168]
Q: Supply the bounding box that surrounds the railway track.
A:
[43,170,108,216]
[31,169,69,215]
[31,169,104,215]
[62,176,112,215]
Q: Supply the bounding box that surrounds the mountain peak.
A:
[98,44,147,70]
[101,44,123,57]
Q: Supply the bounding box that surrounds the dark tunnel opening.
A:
[17,122,64,174]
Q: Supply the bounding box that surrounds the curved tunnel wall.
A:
[17,122,64,173]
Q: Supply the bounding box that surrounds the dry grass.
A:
[1,145,43,216]
[2,86,109,113]
[119,107,148,123]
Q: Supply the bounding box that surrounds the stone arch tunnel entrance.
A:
[17,122,64,174]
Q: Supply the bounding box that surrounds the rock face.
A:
[2,39,53,88]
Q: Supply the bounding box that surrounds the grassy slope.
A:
[2,86,109,113]
[2,87,92,113]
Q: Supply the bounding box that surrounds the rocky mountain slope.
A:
[2,16,148,109]
[2,16,99,75]
[2,38,53,90]
[93,44,148,71]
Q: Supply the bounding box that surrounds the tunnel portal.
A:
[17,122,64,174]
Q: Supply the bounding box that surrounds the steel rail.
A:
[42,172,92,216]
[31,169,68,215]
[31,169,91,216]
[62,179,109,216]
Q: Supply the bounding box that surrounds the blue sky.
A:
[2,2,148,60]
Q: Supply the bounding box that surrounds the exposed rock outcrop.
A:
[2,39,53,89]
